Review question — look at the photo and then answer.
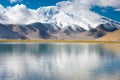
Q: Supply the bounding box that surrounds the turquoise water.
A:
[0,43,120,80]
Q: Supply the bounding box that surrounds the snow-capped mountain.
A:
[0,19,119,40]
[40,6,98,30]
[0,4,120,31]
[0,4,120,40]
[34,5,120,31]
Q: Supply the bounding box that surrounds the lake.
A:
[0,43,120,80]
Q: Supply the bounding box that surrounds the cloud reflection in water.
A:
[0,43,119,80]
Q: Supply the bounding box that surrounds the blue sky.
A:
[0,0,120,22]
[0,0,67,9]
[91,6,120,22]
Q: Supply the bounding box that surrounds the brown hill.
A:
[97,30,120,41]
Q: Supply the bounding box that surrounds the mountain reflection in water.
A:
[0,43,120,80]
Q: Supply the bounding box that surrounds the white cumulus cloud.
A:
[0,4,42,24]
[93,0,120,8]
[115,8,120,11]
[71,0,120,9]
[10,0,23,3]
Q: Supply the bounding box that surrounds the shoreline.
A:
[0,40,119,44]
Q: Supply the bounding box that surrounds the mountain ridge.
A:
[0,19,120,41]
[0,5,120,41]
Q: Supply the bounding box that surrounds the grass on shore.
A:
[0,39,119,44]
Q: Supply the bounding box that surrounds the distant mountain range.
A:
[0,6,120,41]
[0,18,120,41]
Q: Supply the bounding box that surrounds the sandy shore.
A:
[0,40,119,44]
